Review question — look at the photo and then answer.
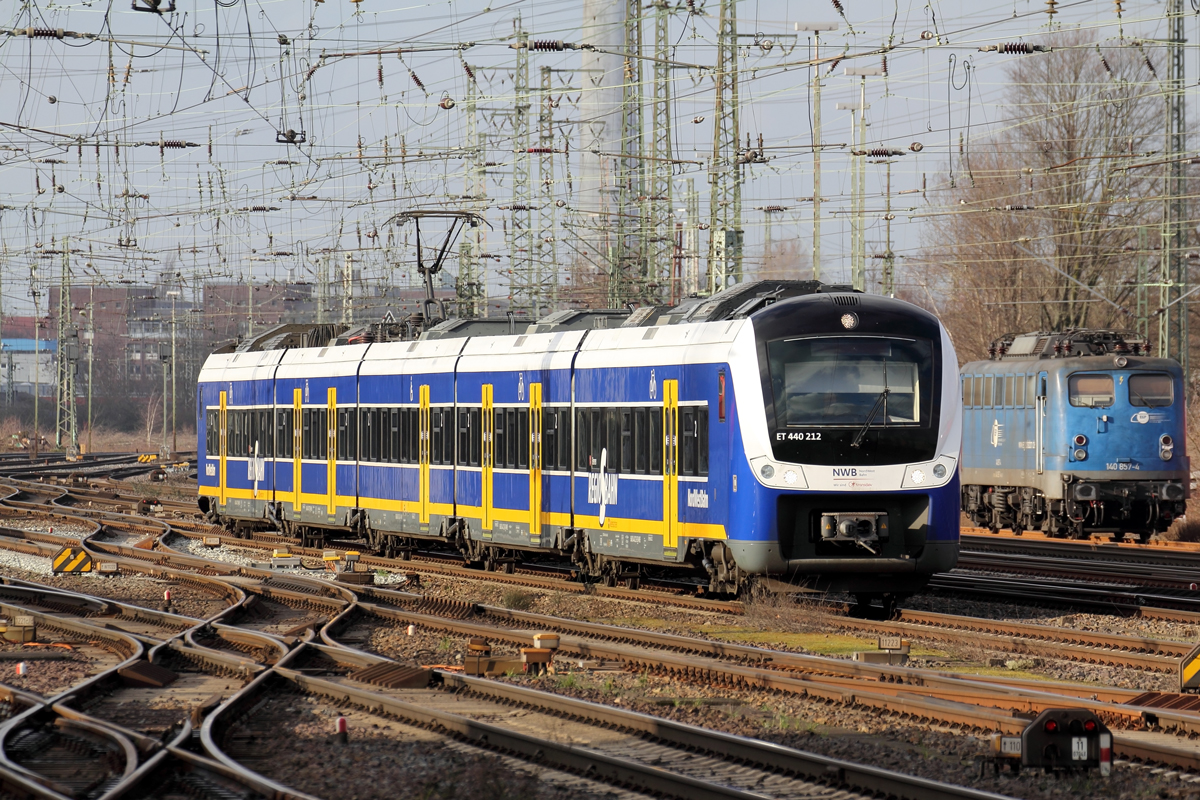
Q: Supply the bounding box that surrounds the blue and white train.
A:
[197,280,962,605]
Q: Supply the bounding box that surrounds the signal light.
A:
[1044,719,1058,733]
[1084,719,1097,733]
[1073,434,1087,447]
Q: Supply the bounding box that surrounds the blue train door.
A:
[219,391,227,508]
[326,388,337,516]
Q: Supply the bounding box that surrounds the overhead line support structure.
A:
[612,0,646,308]
[54,238,77,456]
[1160,0,1188,374]
[508,24,537,319]
[708,0,743,295]
[648,0,674,303]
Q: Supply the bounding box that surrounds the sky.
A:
[0,0,1193,316]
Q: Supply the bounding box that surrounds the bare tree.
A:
[143,394,161,449]
[913,32,1164,361]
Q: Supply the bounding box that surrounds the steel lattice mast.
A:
[458,68,487,318]
[1160,0,1188,373]
[508,23,537,318]
[707,0,742,294]
[648,0,674,303]
[610,0,645,308]
[536,64,559,314]
[54,240,77,454]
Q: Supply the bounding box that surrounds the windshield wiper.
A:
[850,388,889,448]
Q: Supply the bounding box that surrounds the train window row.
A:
[961,375,1038,409]
[1068,372,1173,408]
[206,403,710,477]
[574,406,709,477]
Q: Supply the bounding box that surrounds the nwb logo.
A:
[833,468,858,477]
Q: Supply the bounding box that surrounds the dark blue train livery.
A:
[197,280,962,605]
[960,329,1189,540]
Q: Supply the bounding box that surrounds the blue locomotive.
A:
[961,329,1189,540]
[197,280,962,607]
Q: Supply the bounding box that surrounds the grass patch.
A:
[500,588,534,611]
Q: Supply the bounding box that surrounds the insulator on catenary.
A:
[24,27,64,38]
[855,148,906,157]
[881,56,888,76]
[831,0,845,15]
[532,40,564,51]
[981,43,1050,54]
[1143,55,1157,77]
[409,70,425,90]
[1099,52,1112,76]
[526,147,553,153]
[377,65,384,88]
[461,61,475,81]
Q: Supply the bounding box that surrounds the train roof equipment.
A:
[987,329,1152,361]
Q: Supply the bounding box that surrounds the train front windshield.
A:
[767,337,934,429]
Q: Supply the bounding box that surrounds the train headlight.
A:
[783,469,798,485]
[932,464,947,480]
[909,468,926,485]
[1161,448,1173,461]
[1161,434,1174,448]
[1073,434,1087,447]
[1074,448,1088,461]
[760,464,775,480]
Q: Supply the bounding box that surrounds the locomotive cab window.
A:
[1068,374,1114,408]
[1129,373,1173,407]
[766,336,932,428]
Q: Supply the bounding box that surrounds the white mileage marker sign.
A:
[1072,737,1088,761]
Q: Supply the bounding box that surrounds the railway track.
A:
[6,468,1200,792]
[207,640,1013,800]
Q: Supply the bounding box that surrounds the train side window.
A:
[376,409,386,463]
[457,410,469,466]
[650,407,663,474]
[1068,374,1114,408]
[408,408,419,464]
[299,410,309,458]
[543,409,557,471]
[972,376,984,406]
[634,408,648,474]
[336,411,347,460]
[1130,373,1174,407]
[493,409,506,469]
[507,409,519,468]
[961,376,971,407]
[277,410,290,458]
[445,407,456,464]
[983,376,994,408]
[575,409,590,471]
[401,408,412,463]
[321,409,330,459]
[605,408,620,473]
[265,410,275,457]
[247,411,258,456]
[620,410,633,473]
[698,407,709,477]
[681,408,697,475]
[518,409,529,469]
[398,410,408,465]
[996,376,1007,407]
[559,408,571,470]
[1027,375,1039,405]
[588,409,601,469]
[1004,376,1015,408]
[359,409,370,462]
[433,409,445,465]
[470,408,481,466]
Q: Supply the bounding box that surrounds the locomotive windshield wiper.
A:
[850,388,889,448]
